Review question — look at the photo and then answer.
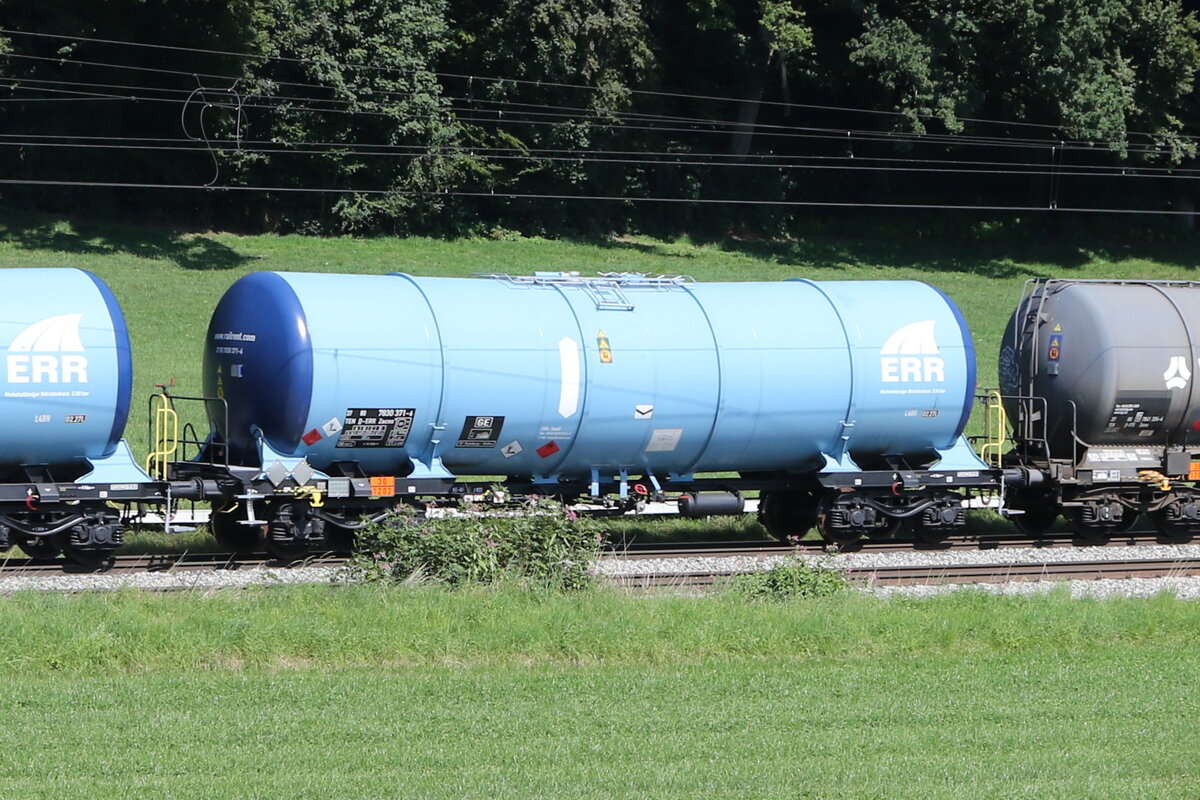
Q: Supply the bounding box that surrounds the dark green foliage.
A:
[0,0,259,223]
[349,497,603,590]
[847,0,1200,160]
[442,0,654,234]
[227,0,479,234]
[727,557,848,600]
[4,0,1200,234]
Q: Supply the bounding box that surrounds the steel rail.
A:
[611,557,1200,590]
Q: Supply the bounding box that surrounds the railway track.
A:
[612,557,1200,590]
[605,530,1190,558]
[0,552,347,576]
[4,543,1200,597]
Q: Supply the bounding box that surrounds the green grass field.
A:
[2,585,1199,798]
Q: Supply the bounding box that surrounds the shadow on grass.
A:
[592,215,1200,277]
[0,213,252,271]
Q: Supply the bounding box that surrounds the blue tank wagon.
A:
[185,271,995,555]
[0,268,163,562]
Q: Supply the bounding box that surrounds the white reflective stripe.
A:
[558,337,580,418]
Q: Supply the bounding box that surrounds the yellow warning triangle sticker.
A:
[1053,323,1062,331]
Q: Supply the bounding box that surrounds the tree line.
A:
[2,0,1199,237]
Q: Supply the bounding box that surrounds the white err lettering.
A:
[881,356,944,383]
[32,355,57,383]
[6,355,89,384]
[61,355,88,382]
[7,356,27,383]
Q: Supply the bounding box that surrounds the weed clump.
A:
[727,557,848,601]
[349,497,603,591]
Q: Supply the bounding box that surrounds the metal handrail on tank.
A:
[1015,277,1057,387]
[147,389,232,471]
[480,271,695,311]
[978,390,1008,468]
[999,393,1052,464]
[146,392,179,480]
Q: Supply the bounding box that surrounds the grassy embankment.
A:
[3,214,1199,547]
[1,584,1199,798]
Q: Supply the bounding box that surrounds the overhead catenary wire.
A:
[3,26,1194,145]
[3,46,1192,161]
[0,178,1196,217]
[3,129,1196,178]
[5,48,1177,158]
[2,27,1197,216]
[4,78,1187,162]
[0,63,1067,146]
[2,135,1198,182]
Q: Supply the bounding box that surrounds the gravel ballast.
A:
[5,543,1200,598]
[0,565,343,594]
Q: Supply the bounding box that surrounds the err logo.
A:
[1163,355,1192,390]
[6,314,89,384]
[880,320,945,383]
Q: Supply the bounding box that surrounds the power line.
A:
[0,177,1195,216]
[4,135,1198,183]
[4,50,1191,161]
[3,26,1196,145]
[4,130,1193,176]
[7,79,1186,161]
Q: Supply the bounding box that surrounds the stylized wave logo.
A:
[880,320,945,384]
[8,314,85,353]
[880,320,940,356]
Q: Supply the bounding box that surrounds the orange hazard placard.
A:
[370,476,396,497]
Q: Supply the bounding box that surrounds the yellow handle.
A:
[294,485,325,508]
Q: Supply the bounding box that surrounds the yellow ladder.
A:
[979,390,1008,469]
[146,392,179,480]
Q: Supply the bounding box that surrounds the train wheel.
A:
[907,516,947,545]
[1011,506,1059,536]
[758,491,820,542]
[815,498,871,549]
[17,536,60,560]
[57,521,123,567]
[1150,508,1200,544]
[817,520,861,548]
[325,524,356,554]
[209,503,264,553]
[262,502,325,561]
[1062,509,1111,543]
[58,536,117,567]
